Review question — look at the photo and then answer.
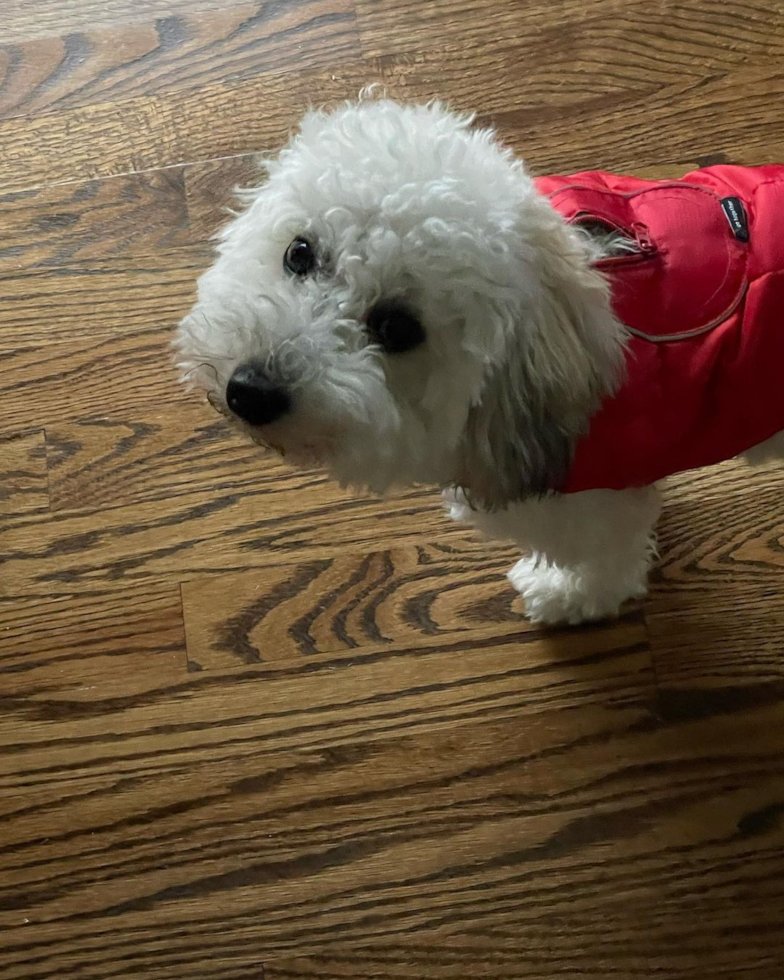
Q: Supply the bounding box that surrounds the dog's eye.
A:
[366,302,425,354]
[284,238,315,276]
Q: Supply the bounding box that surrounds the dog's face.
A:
[176,100,621,503]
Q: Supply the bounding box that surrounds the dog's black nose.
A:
[226,365,291,426]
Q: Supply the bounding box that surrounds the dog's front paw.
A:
[507,556,645,626]
[442,486,471,524]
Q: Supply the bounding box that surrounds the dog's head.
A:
[175,98,622,506]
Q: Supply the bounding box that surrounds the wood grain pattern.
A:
[4,693,784,979]
[0,617,652,756]
[0,247,208,348]
[0,585,186,697]
[648,463,784,696]
[0,0,357,118]
[2,0,783,194]
[181,537,527,667]
[0,475,465,597]
[0,328,194,435]
[268,923,784,980]
[384,51,784,176]
[2,1,784,978]
[0,61,366,193]
[0,154,270,276]
[0,430,48,516]
[45,408,264,510]
[358,0,784,69]
[0,0,257,43]
[184,152,260,240]
[0,169,189,272]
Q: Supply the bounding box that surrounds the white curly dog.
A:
[176,97,784,625]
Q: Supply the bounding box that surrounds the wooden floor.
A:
[1,1,784,977]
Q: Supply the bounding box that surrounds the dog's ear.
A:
[458,326,573,509]
[458,229,623,510]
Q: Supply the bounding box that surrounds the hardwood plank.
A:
[0,617,652,784]
[384,52,784,177]
[181,538,528,668]
[657,456,784,505]
[0,169,189,274]
[0,0,357,119]
[0,246,208,348]
[0,468,470,596]
[2,1,783,193]
[357,0,596,56]
[3,25,782,195]
[0,329,196,437]
[267,926,783,980]
[45,408,268,511]
[4,692,784,979]
[358,0,784,70]
[0,153,276,277]
[647,461,784,697]
[0,0,255,43]
[184,153,260,240]
[0,430,48,516]
[0,62,365,194]
[0,585,186,698]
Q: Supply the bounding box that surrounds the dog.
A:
[175,96,784,625]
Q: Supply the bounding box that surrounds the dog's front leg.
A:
[445,486,661,625]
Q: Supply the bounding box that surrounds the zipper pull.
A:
[632,222,656,253]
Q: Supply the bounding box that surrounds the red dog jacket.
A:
[535,165,784,492]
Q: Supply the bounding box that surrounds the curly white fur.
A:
[175,97,779,625]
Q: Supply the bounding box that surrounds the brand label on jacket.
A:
[720,196,750,241]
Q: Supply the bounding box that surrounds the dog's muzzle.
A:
[226,364,291,427]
